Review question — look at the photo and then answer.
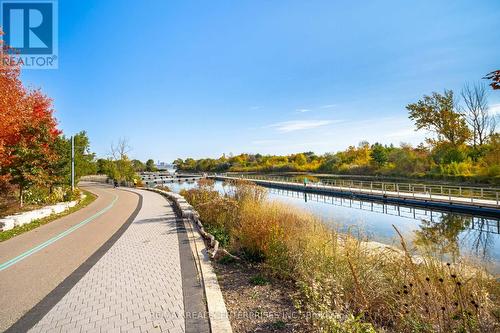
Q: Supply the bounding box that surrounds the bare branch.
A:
[110,138,132,160]
[460,82,495,146]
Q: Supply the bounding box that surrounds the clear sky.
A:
[21,0,500,162]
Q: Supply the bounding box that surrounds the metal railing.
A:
[269,187,500,234]
[213,173,500,206]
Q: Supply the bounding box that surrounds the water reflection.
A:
[165,181,500,270]
[415,214,498,263]
[269,188,499,265]
[415,214,469,260]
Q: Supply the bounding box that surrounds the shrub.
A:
[47,187,65,204]
[23,187,49,205]
[20,186,79,206]
[63,188,81,201]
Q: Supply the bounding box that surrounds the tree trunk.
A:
[19,185,23,207]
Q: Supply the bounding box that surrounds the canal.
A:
[165,179,500,272]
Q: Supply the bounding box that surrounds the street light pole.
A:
[71,135,75,192]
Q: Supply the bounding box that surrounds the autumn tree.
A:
[0,28,62,205]
[480,133,500,177]
[484,70,500,90]
[293,153,307,166]
[0,28,24,172]
[1,91,61,205]
[406,90,471,146]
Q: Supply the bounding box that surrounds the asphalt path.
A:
[0,183,141,332]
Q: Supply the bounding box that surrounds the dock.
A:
[211,175,500,217]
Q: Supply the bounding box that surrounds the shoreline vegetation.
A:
[174,85,499,186]
[181,179,499,332]
[173,140,499,185]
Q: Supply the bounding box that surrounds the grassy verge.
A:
[0,189,97,242]
[181,179,500,332]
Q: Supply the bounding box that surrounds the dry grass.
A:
[155,185,172,192]
[181,180,500,332]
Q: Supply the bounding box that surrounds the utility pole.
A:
[71,136,75,191]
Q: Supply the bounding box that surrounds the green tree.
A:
[370,143,388,167]
[96,158,110,174]
[7,135,53,206]
[132,159,146,172]
[108,138,136,183]
[51,131,97,186]
[73,131,97,178]
[145,159,157,172]
[406,90,471,145]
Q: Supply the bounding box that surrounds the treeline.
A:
[175,83,499,183]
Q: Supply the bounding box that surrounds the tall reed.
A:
[181,180,499,332]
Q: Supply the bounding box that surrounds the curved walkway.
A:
[27,189,208,333]
[0,183,140,332]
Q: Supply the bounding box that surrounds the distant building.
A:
[156,161,168,170]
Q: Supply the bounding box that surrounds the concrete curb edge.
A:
[146,188,233,333]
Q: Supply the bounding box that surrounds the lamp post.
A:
[71,135,75,191]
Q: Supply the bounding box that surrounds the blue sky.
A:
[20,0,500,162]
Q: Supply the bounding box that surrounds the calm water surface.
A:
[164,180,500,272]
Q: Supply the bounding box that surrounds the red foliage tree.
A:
[484,70,500,90]
[0,28,61,205]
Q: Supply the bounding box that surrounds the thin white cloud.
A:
[296,108,311,113]
[251,139,280,145]
[320,104,336,109]
[384,128,420,139]
[490,103,500,115]
[268,120,335,133]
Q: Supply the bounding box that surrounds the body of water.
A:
[164,180,500,272]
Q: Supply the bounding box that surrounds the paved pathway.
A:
[0,184,140,332]
[23,189,207,333]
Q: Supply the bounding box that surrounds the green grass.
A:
[249,274,269,286]
[207,226,231,248]
[218,254,237,265]
[270,320,286,330]
[0,189,96,242]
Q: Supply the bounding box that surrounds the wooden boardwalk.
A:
[140,173,203,186]
[212,175,500,216]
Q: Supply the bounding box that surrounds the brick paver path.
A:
[29,190,186,333]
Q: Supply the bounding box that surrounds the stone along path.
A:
[27,189,208,333]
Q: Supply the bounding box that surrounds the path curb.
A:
[147,188,233,333]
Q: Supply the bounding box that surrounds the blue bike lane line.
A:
[0,193,118,272]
